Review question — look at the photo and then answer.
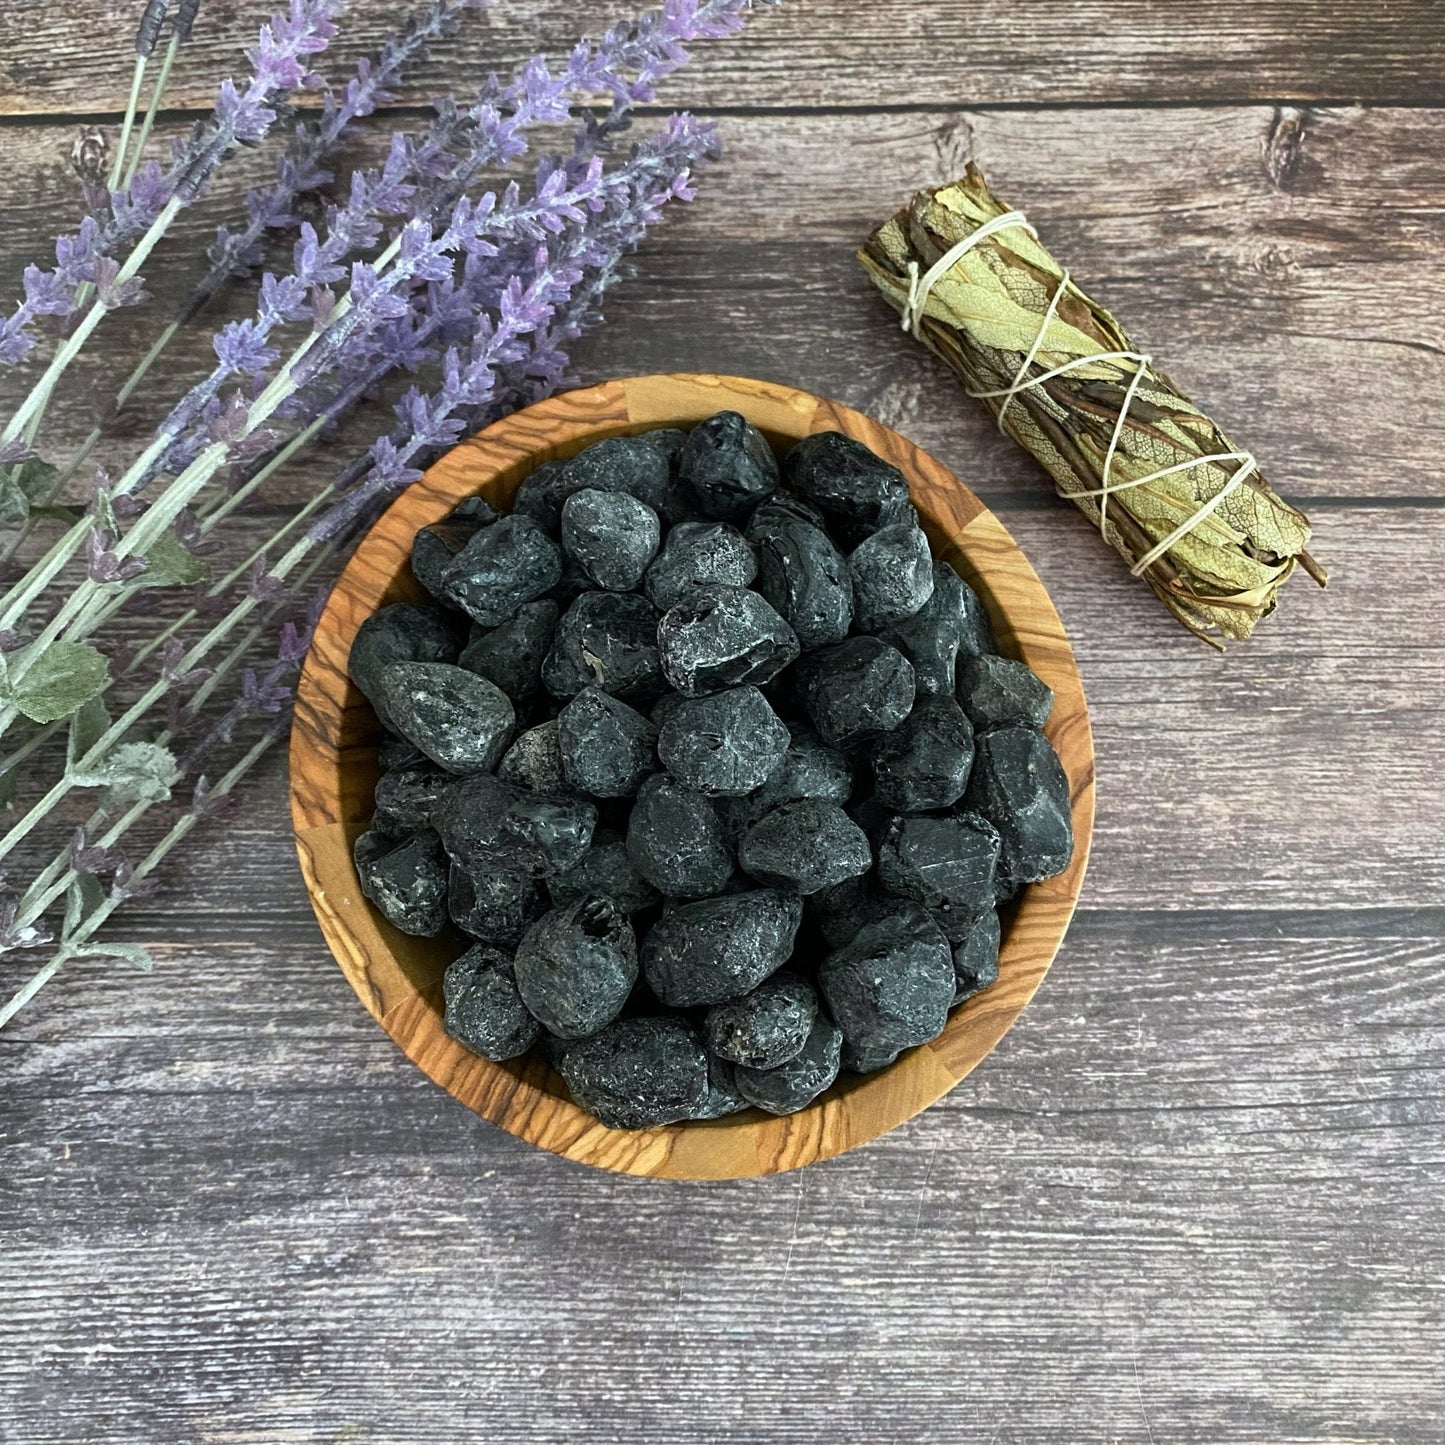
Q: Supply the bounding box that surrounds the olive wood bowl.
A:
[290,372,1094,1179]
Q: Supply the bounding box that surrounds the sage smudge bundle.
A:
[859,164,1326,646]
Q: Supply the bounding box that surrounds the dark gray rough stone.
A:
[377,734,427,772]
[703,973,818,1070]
[796,636,915,748]
[819,906,955,1055]
[557,1016,709,1129]
[372,760,453,833]
[957,654,1054,730]
[965,724,1074,894]
[457,599,558,703]
[510,459,572,533]
[884,563,994,691]
[354,828,449,937]
[513,896,638,1040]
[677,410,780,521]
[841,1039,903,1075]
[748,500,854,651]
[546,830,660,915]
[657,685,791,796]
[442,944,541,1061]
[876,812,1001,931]
[952,907,1002,1005]
[625,774,734,899]
[688,1054,751,1120]
[641,889,803,1007]
[557,687,657,798]
[737,798,872,894]
[871,695,975,813]
[561,487,662,592]
[733,1012,843,1115]
[561,435,680,522]
[377,662,515,775]
[715,730,853,836]
[447,859,547,946]
[782,431,912,540]
[349,603,460,731]
[440,514,563,626]
[411,496,498,598]
[433,774,596,877]
[848,523,935,630]
[542,591,664,702]
[495,720,567,794]
[807,875,910,949]
[643,521,757,611]
[656,584,799,697]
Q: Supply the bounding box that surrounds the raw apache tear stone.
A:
[657,685,791,796]
[952,907,1001,1005]
[965,724,1074,894]
[557,1016,709,1129]
[561,487,662,592]
[883,562,989,694]
[716,729,852,835]
[378,661,515,775]
[434,774,596,877]
[644,521,757,611]
[656,584,799,697]
[447,858,547,946]
[353,827,449,937]
[736,798,872,894]
[703,973,818,1070]
[870,695,975,813]
[782,431,912,539]
[625,773,734,899]
[807,874,911,949]
[560,434,680,522]
[443,943,541,1061]
[956,653,1053,730]
[732,1011,842,1115]
[557,687,657,798]
[641,889,803,1008]
[372,759,454,832]
[795,636,915,748]
[457,599,559,703]
[513,895,639,1039]
[440,513,563,626]
[411,496,498,598]
[542,590,664,702]
[748,500,854,651]
[546,829,660,915]
[677,410,780,521]
[349,602,460,731]
[496,720,567,794]
[689,1053,750,1120]
[875,811,1001,930]
[848,523,935,631]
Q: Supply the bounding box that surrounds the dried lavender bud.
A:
[642,889,803,1008]
[737,799,871,894]
[372,759,453,832]
[561,488,662,591]
[956,654,1053,730]
[677,410,780,521]
[783,432,912,540]
[848,523,934,630]
[543,591,664,702]
[733,1011,842,1115]
[546,829,661,915]
[747,501,854,651]
[871,695,975,813]
[443,944,542,1062]
[952,907,1001,1006]
[703,973,818,1070]
[448,859,547,946]
[625,773,734,899]
[965,725,1074,895]
[411,496,498,599]
[514,896,638,1040]
[353,828,449,937]
[434,774,596,877]
[557,687,658,797]
[496,720,567,794]
[819,907,955,1056]
[876,813,1001,931]
[512,460,572,534]
[883,563,992,692]
[349,602,459,731]
[440,514,563,626]
[378,662,516,775]
[562,435,680,521]
[795,636,915,748]
[657,685,790,796]
[558,1016,709,1129]
[457,599,559,703]
[689,1053,750,1120]
[644,521,757,611]
[656,584,799,697]
[377,734,426,771]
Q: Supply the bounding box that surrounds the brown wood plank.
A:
[1,0,1443,116]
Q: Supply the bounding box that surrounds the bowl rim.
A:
[290,371,1095,1180]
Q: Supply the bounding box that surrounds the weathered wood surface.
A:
[2,0,1444,1440]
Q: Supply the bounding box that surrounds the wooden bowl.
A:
[290,373,1094,1180]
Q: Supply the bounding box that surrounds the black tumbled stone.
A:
[677,410,780,522]
[372,759,453,832]
[965,725,1074,894]
[703,973,818,1070]
[349,602,459,731]
[658,685,791,797]
[952,907,1001,1005]
[641,889,803,1007]
[378,661,515,775]
[561,435,679,521]
[440,513,563,626]
[558,1016,709,1128]
[457,599,558,703]
[354,828,449,937]
[884,563,992,692]
[689,1053,750,1119]
[819,907,955,1056]
[542,591,664,702]
[448,858,547,946]
[443,944,541,1062]
[625,774,734,899]
[514,895,638,1039]
[377,734,427,772]
[876,812,1000,929]
[643,521,757,611]
[841,1039,902,1075]
[546,829,660,915]
[411,496,498,598]
[783,431,912,537]
[795,636,915,748]
[434,774,596,876]
[561,487,662,592]
[807,875,908,949]
[871,695,975,813]
[737,798,872,894]
[656,584,799,697]
[957,654,1053,730]
[748,502,854,651]
[511,459,573,533]
[718,730,852,835]
[496,720,567,794]
[733,1012,842,1115]
[848,523,934,630]
[556,687,657,798]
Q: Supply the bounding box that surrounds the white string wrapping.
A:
[902,211,1257,577]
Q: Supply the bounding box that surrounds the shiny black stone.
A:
[378,661,515,775]
[883,562,989,694]
[513,895,638,1039]
[876,812,1000,929]
[716,729,852,835]
[795,636,915,748]
[440,513,563,627]
[848,523,934,630]
[561,487,661,592]
[657,685,790,796]
[733,1011,842,1115]
[965,724,1074,893]
[411,496,498,598]
[677,410,780,522]
[433,774,596,877]
[349,602,459,731]
[643,521,757,611]
[353,827,449,937]
[703,973,818,1070]
[447,858,547,946]
[372,759,453,833]
[957,654,1053,730]
[748,501,854,651]
[952,907,1001,1006]
[688,1053,750,1119]
[557,1016,709,1128]
[560,435,680,522]
[641,889,803,1007]
[557,687,657,797]
[496,720,567,794]
[442,943,541,1062]
[542,591,664,702]
[737,798,871,894]
[377,734,427,772]
[546,829,660,915]
[625,773,734,899]
[656,584,799,697]
[871,695,975,813]
[457,599,558,703]
[510,459,573,533]
[782,431,912,539]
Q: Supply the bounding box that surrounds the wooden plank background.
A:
[1,1,1443,1441]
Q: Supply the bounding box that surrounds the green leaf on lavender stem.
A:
[127,533,209,589]
[62,874,106,940]
[69,740,179,804]
[0,459,61,526]
[0,639,110,723]
[72,939,156,973]
[68,693,112,766]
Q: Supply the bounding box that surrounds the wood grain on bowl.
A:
[289,373,1095,1179]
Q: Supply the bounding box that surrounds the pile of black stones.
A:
[349,413,1074,1129]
